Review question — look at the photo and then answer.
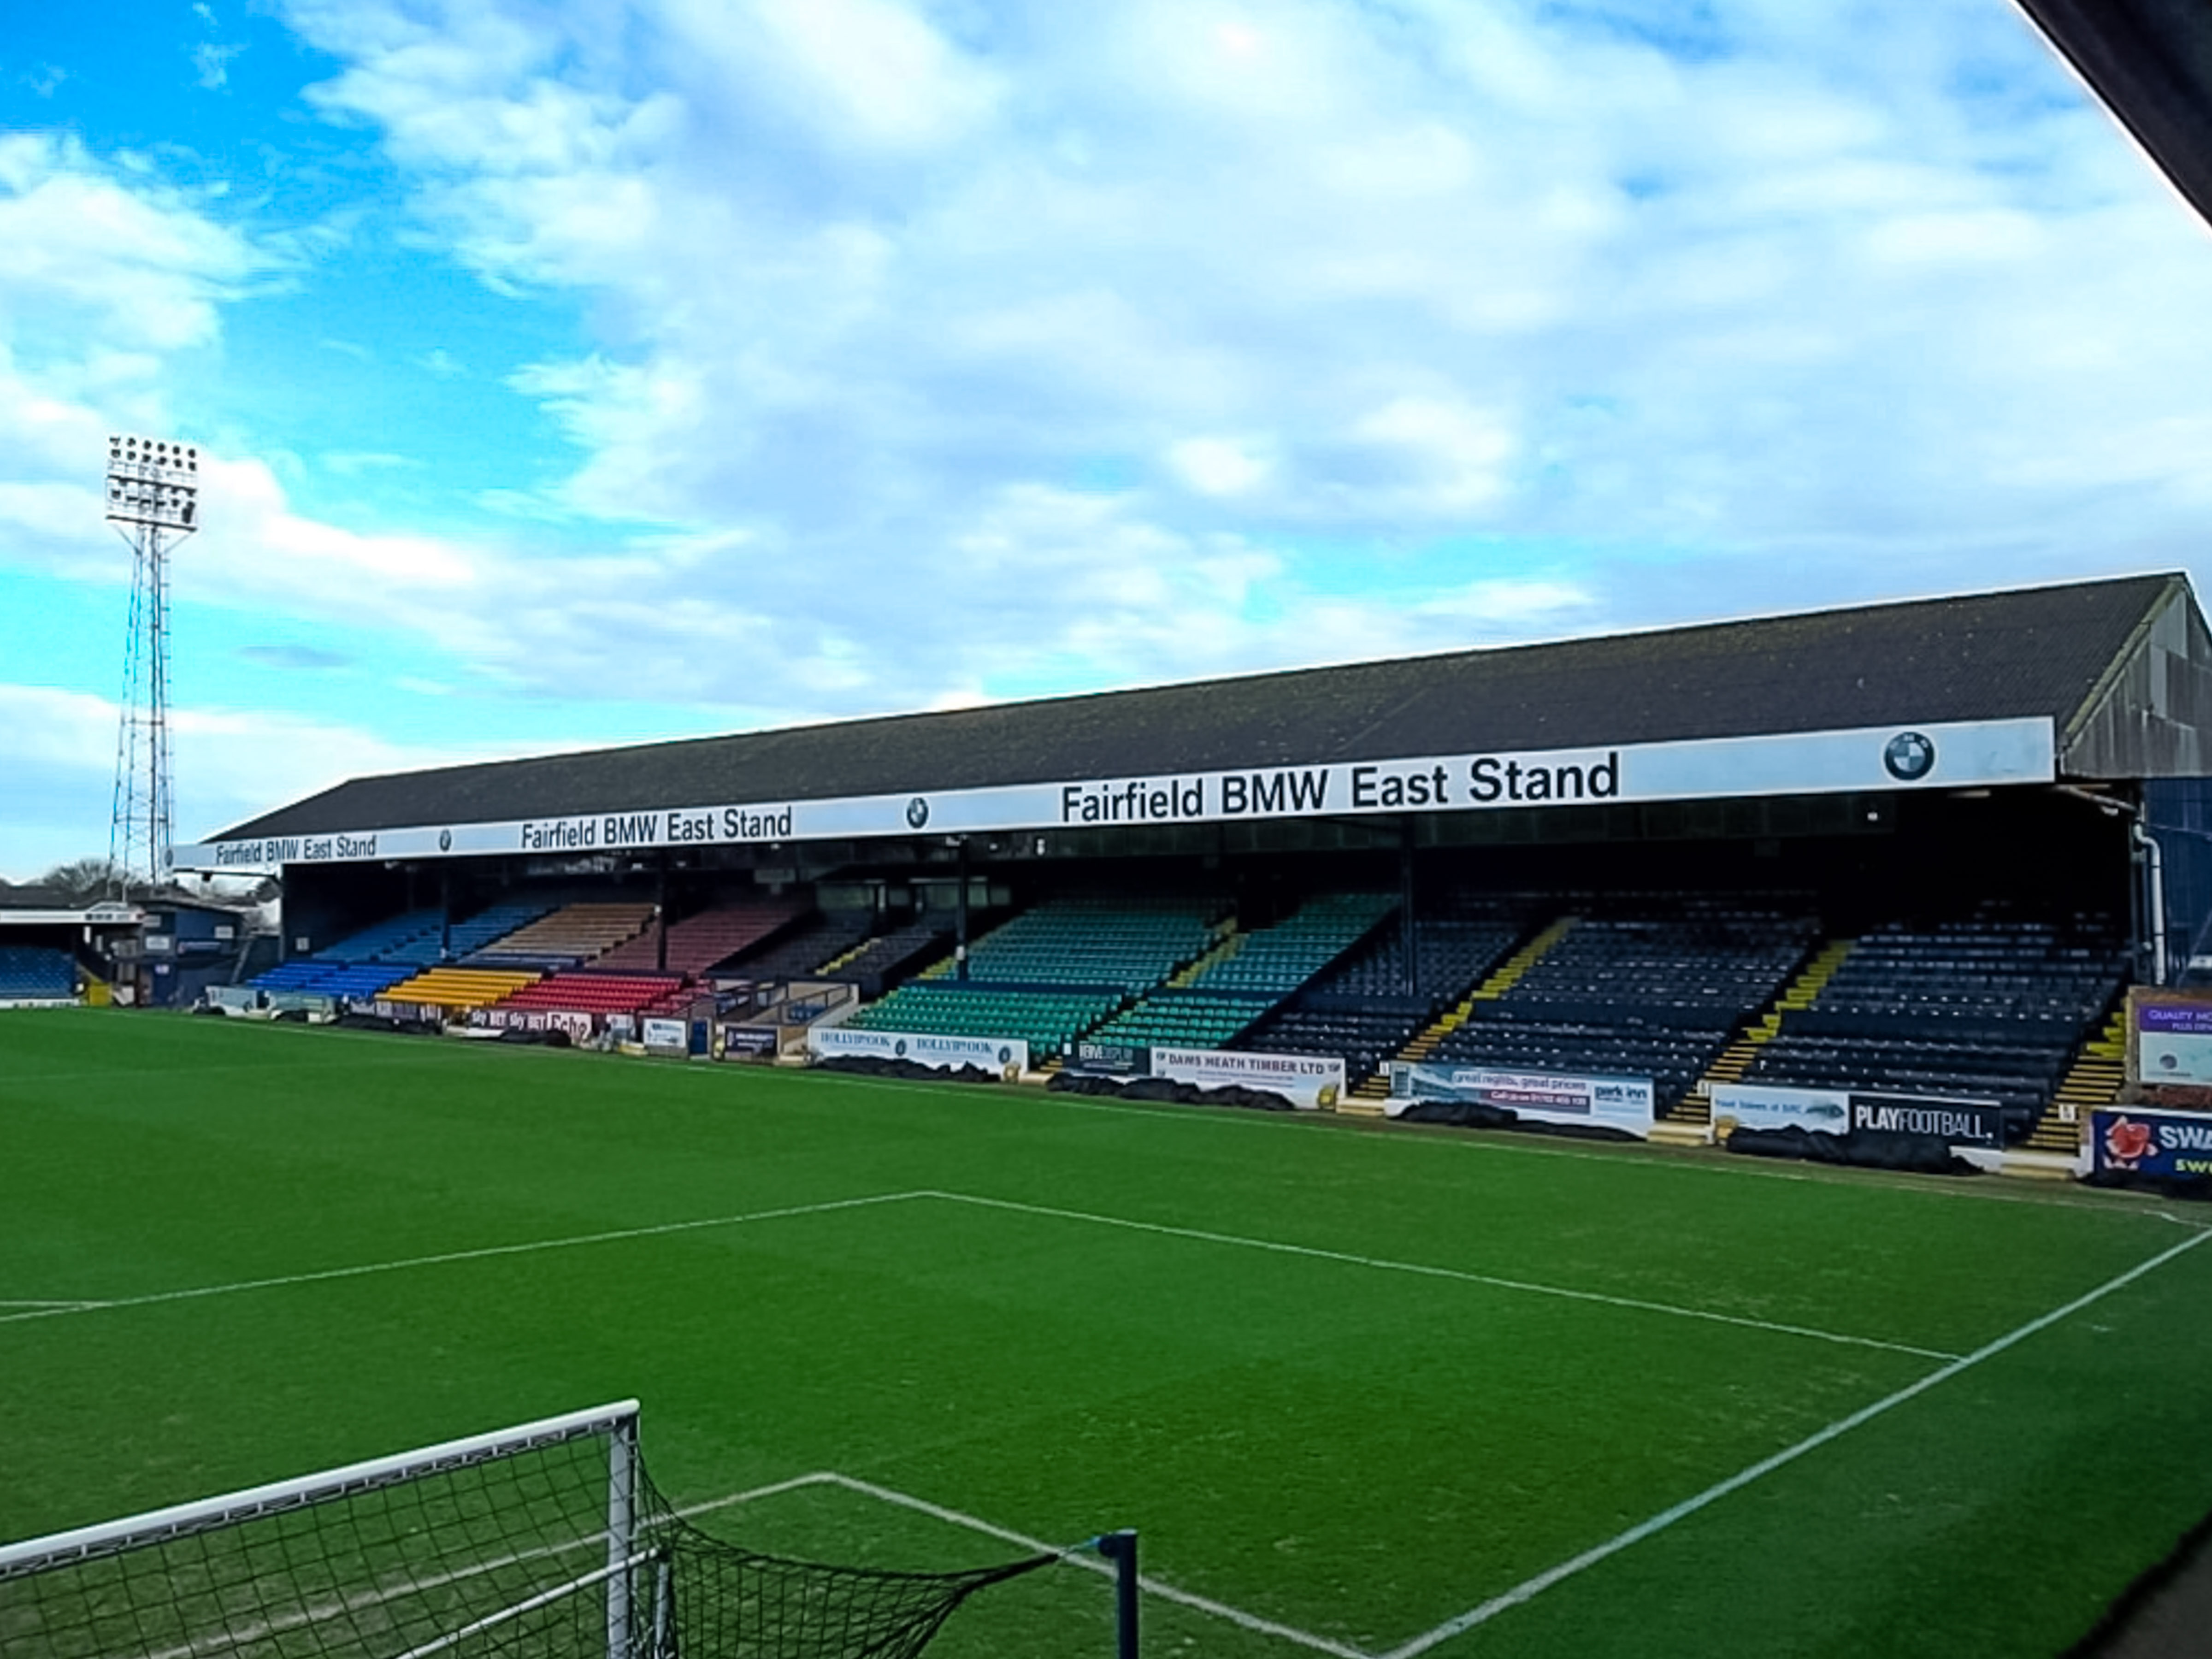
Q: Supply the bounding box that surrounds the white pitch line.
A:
[700,1469,1371,1659]
[1376,1225,2212,1659]
[134,1472,836,1659]
[0,1191,931,1327]
[0,1299,105,1310]
[1,1187,1948,1357]
[921,1189,1958,1360]
[1043,1091,2187,1222]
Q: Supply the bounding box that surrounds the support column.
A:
[955,838,971,981]
[655,856,670,974]
[1400,816,1418,998]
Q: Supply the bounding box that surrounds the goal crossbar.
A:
[0,1399,640,1582]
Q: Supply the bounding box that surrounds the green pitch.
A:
[3,1009,2209,1658]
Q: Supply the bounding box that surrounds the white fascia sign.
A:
[171,716,2054,870]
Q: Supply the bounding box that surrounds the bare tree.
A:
[37,857,119,903]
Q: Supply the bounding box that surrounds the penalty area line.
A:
[690,1470,1372,1659]
[0,1191,932,1327]
[1375,1225,2212,1659]
[922,1188,1958,1361]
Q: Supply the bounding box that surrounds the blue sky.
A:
[3,0,2210,880]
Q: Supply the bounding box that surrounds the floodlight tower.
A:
[104,434,201,900]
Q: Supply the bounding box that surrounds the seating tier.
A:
[466,903,656,967]
[727,914,876,983]
[1180,892,1396,996]
[957,896,1222,993]
[823,923,947,987]
[845,983,1122,1059]
[492,972,685,1016]
[0,945,73,999]
[1743,915,2126,1136]
[313,909,443,964]
[1083,992,1273,1053]
[250,961,415,999]
[378,967,542,1011]
[593,899,806,976]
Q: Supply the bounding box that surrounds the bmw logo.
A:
[438,828,453,852]
[1882,731,1935,782]
[905,797,930,829]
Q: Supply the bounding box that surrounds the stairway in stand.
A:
[2024,1009,2126,1155]
[1343,916,1580,1112]
[1167,926,1242,988]
[1653,938,1856,1146]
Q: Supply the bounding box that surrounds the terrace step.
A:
[1463,916,1579,1004]
[1676,938,1855,1126]
[1355,915,1578,1106]
[1168,929,1243,988]
[1999,1150,2081,1181]
[2023,1010,2127,1154]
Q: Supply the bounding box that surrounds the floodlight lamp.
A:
[105,432,201,531]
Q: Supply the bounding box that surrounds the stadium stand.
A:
[1410,903,1818,1108]
[840,894,1230,1060]
[1734,911,2128,1139]
[592,898,806,976]
[377,966,542,1014]
[0,945,73,1001]
[1178,891,1397,996]
[374,900,556,966]
[843,982,1122,1060]
[489,971,686,1022]
[952,894,1224,992]
[466,903,656,968]
[819,922,949,997]
[723,912,877,985]
[1242,904,1529,1086]
[1080,990,1275,1053]
[311,909,444,964]
[248,960,415,1001]
[1079,892,1399,1056]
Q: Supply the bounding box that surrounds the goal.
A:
[0,1400,1056,1658]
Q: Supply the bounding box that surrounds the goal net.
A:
[0,1401,1056,1659]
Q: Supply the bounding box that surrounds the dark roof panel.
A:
[2017,0,2212,233]
[216,573,2183,838]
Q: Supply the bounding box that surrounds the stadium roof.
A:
[2016,0,2212,233]
[205,573,2211,857]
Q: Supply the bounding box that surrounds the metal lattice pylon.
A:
[105,435,200,899]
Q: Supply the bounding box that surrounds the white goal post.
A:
[0,1400,651,1659]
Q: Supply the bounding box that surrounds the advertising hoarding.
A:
[808,1027,1030,1078]
[1147,1047,1346,1109]
[1387,1063,1656,1136]
[2091,1109,2212,1179]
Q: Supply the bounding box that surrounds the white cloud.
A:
[0,680,532,878]
[0,133,268,353]
[1344,396,1518,516]
[194,42,245,92]
[1167,436,1274,497]
[4,0,2212,881]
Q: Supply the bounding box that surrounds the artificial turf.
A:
[1,1008,2208,1657]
